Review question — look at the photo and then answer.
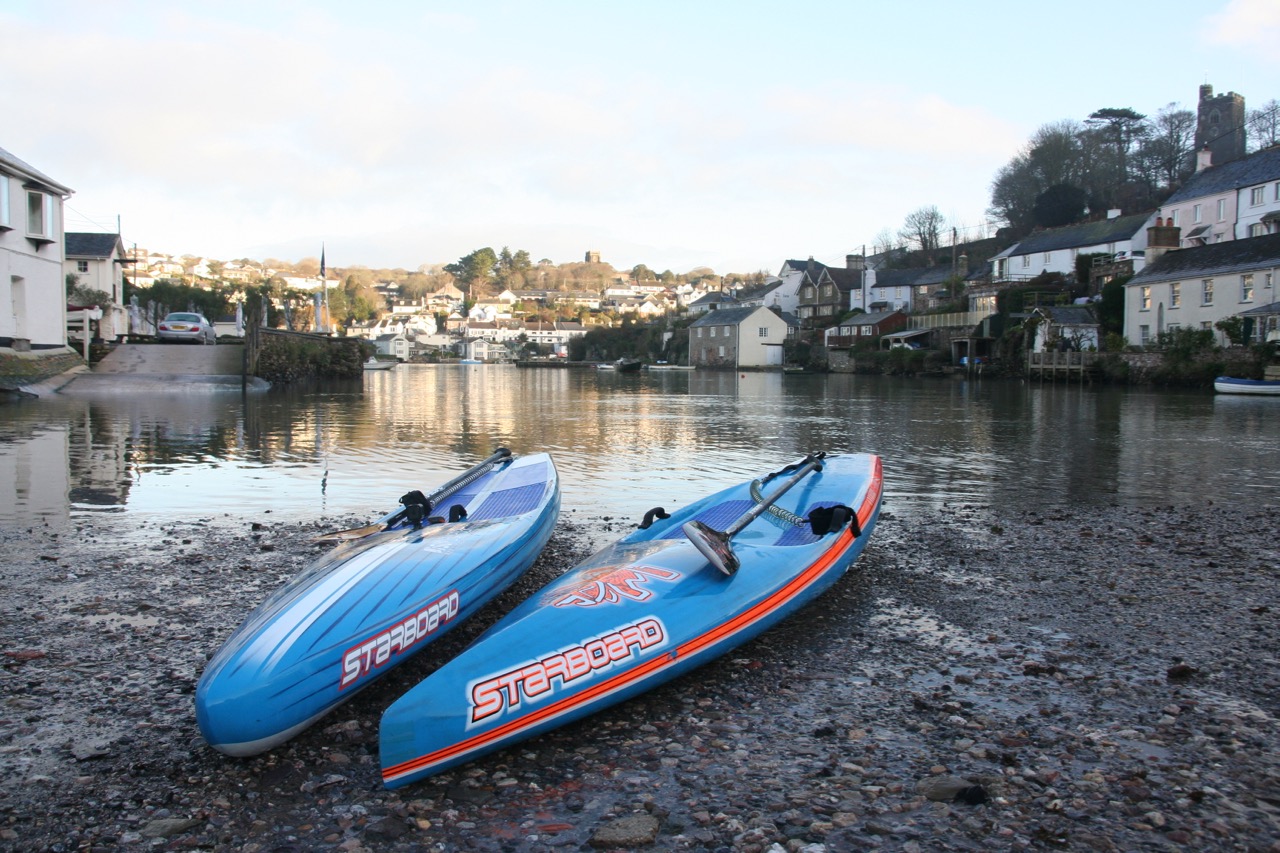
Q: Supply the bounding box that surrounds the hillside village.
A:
[5,83,1280,379]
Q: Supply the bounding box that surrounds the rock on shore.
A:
[1,504,1277,851]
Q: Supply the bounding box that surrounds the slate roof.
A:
[0,145,73,194]
[875,266,954,287]
[689,306,771,327]
[1000,212,1153,257]
[839,310,903,328]
[65,232,122,258]
[1128,232,1280,285]
[688,291,735,308]
[1035,306,1097,326]
[825,268,862,292]
[1164,147,1280,204]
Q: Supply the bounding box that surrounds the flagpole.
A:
[320,243,329,334]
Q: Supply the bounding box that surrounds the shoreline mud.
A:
[2,504,1278,851]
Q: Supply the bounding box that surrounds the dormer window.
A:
[27,190,47,236]
[24,189,56,246]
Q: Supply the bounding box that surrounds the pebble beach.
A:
[1,503,1278,852]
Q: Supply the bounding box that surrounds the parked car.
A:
[157,312,217,344]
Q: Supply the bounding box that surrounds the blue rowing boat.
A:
[196,450,560,757]
[380,451,881,787]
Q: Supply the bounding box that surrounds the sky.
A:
[3,0,1278,277]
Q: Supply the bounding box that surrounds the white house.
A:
[992,211,1152,281]
[1158,146,1280,245]
[688,306,789,369]
[64,232,130,341]
[374,331,410,361]
[1123,231,1280,347]
[1,145,73,353]
[1028,306,1100,353]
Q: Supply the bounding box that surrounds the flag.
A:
[320,245,326,279]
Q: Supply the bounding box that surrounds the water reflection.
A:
[1,367,1278,533]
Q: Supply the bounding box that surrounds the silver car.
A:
[157,312,217,344]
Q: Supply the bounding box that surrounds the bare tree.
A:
[1247,100,1280,151]
[899,206,946,254]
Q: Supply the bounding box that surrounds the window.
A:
[1141,286,1151,310]
[1171,210,1180,226]
[1267,273,1274,290]
[1170,282,1181,308]
[1218,199,1226,221]
[1139,325,1150,345]
[1251,223,1267,237]
[717,346,725,358]
[1043,251,1052,263]
[1193,204,1202,223]
[27,190,47,237]
[709,326,716,337]
[76,260,89,273]
[1202,279,1214,305]
[1022,254,1030,268]
[1242,274,1254,302]
[758,327,769,338]
[0,176,9,228]
[821,284,832,298]
[696,327,703,338]
[1275,182,1280,201]
[1251,187,1265,206]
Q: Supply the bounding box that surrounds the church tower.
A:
[1195,83,1247,166]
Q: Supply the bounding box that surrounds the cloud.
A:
[1204,0,1280,57]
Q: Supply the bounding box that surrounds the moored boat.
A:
[364,357,395,371]
[1214,376,1280,395]
[196,449,560,757]
[380,451,882,787]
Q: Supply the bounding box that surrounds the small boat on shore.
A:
[597,358,642,372]
[380,451,882,787]
[1214,376,1280,396]
[364,357,395,371]
[196,449,560,757]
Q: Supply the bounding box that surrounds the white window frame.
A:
[709,326,716,337]
[0,176,9,228]
[1139,325,1150,345]
[1251,187,1265,206]
[1218,199,1227,221]
[1202,279,1214,305]
[26,190,47,237]
[1171,209,1180,227]
[1043,251,1052,263]
[1170,282,1181,308]
[1193,204,1202,223]
[76,260,89,273]
[717,346,725,358]
[758,327,769,338]
[1141,286,1151,310]
[1021,255,1030,268]
[1241,274,1254,303]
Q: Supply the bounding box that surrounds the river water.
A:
[2,365,1278,538]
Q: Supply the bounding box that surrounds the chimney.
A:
[957,253,969,278]
[1196,146,1213,172]
[846,253,866,271]
[1146,213,1181,266]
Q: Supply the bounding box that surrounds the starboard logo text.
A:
[545,565,681,607]
[468,617,666,724]
[340,590,460,690]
